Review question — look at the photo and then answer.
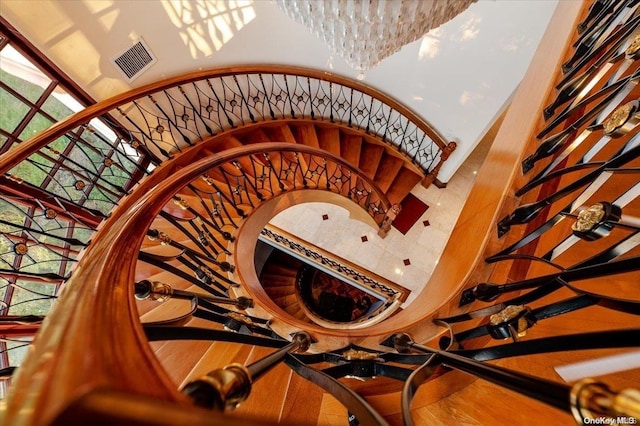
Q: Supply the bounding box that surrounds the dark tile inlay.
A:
[423,220,430,227]
[361,235,368,242]
[403,258,411,266]
[322,214,329,220]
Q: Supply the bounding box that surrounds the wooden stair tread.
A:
[340,134,363,167]
[358,143,385,180]
[374,154,405,193]
[265,124,297,144]
[233,347,293,421]
[279,367,325,424]
[264,286,296,298]
[181,340,254,387]
[317,127,341,155]
[292,124,320,148]
[385,168,422,205]
[154,339,212,386]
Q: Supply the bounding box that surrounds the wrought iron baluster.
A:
[150,93,193,146]
[205,77,235,128]
[117,104,173,159]
[177,85,213,136]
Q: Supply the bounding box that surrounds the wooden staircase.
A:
[260,250,315,323]
[5,5,640,424]
[229,121,423,205]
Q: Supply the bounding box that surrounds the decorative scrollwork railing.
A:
[133,142,392,331]
[0,66,449,210]
[114,67,448,172]
[259,226,403,299]
[3,141,390,424]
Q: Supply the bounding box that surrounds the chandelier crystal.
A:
[273,0,477,71]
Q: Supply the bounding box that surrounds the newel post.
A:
[422,141,457,188]
[378,203,402,238]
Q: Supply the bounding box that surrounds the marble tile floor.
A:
[269,138,492,307]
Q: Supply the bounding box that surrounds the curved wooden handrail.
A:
[0,65,448,179]
[2,141,391,424]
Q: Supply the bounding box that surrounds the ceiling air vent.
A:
[112,38,157,82]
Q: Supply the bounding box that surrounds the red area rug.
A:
[392,193,429,235]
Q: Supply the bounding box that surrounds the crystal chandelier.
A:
[273,0,476,72]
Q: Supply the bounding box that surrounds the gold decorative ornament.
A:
[572,203,605,232]
[226,312,254,326]
[158,232,172,245]
[489,305,532,337]
[173,196,189,210]
[146,281,173,302]
[183,363,252,411]
[199,265,215,280]
[44,209,57,219]
[147,231,172,245]
[74,180,86,190]
[570,378,640,423]
[342,349,379,361]
[489,305,526,325]
[155,125,164,133]
[104,158,113,167]
[603,101,639,137]
[202,175,215,186]
[625,34,640,59]
[14,242,28,255]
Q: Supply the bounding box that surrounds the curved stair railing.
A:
[3,2,640,425]
[0,65,450,198]
[258,225,408,329]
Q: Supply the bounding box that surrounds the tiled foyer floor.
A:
[270,136,492,306]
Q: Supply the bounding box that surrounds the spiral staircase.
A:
[1,2,640,425]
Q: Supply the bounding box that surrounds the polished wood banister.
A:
[2,142,391,424]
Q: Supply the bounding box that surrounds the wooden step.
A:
[284,303,305,319]
[385,167,422,205]
[261,278,297,290]
[318,393,348,425]
[260,269,298,281]
[181,340,254,388]
[272,294,298,307]
[358,143,385,180]
[264,124,297,144]
[317,127,341,156]
[374,154,404,193]
[264,286,296,299]
[292,123,320,148]
[232,347,293,422]
[279,366,325,424]
[340,134,363,167]
[241,128,272,145]
[415,377,570,425]
[154,336,212,386]
[261,274,297,286]
[261,263,299,277]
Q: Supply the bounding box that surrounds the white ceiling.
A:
[2,0,559,181]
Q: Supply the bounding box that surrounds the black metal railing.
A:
[133,144,391,337]
[259,227,401,299]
